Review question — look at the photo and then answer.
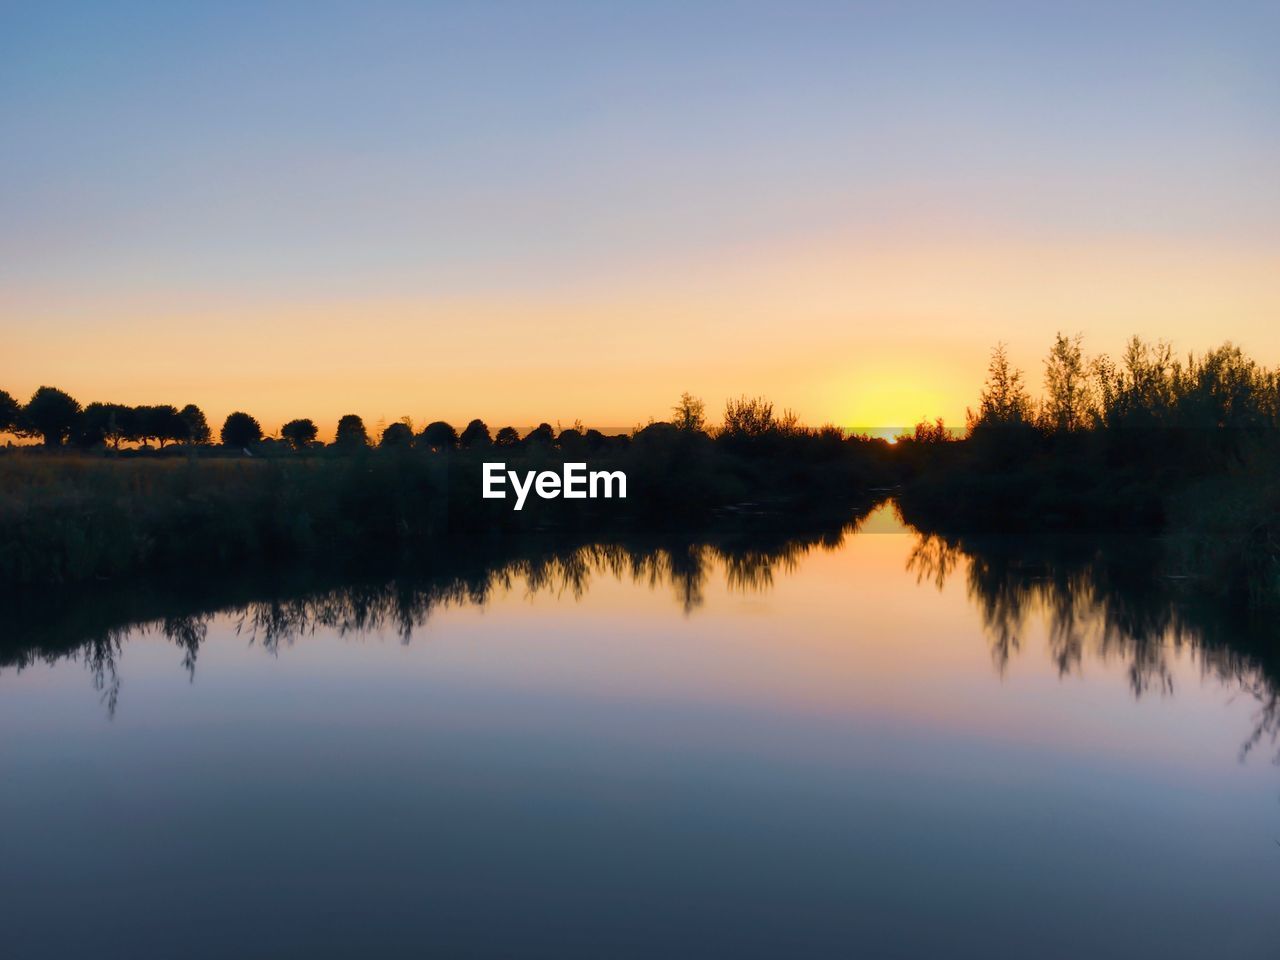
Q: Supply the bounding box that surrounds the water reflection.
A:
[908,527,1280,761]
[0,509,878,715]
[6,508,1278,960]
[2,502,1277,764]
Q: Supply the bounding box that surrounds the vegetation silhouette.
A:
[894,335,1280,604]
[335,413,370,449]
[21,386,81,446]
[2,332,1278,602]
[419,420,458,450]
[0,388,19,434]
[281,418,319,450]
[379,421,414,448]
[459,418,492,449]
[220,411,263,448]
[179,404,212,445]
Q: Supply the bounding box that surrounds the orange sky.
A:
[5,233,1277,439]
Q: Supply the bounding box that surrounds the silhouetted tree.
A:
[722,395,775,438]
[110,404,138,447]
[335,414,369,450]
[634,421,678,444]
[1179,342,1269,433]
[557,427,586,453]
[971,344,1033,429]
[22,386,81,447]
[0,389,19,434]
[1042,332,1092,431]
[129,405,154,446]
[220,411,262,448]
[134,404,184,447]
[75,402,123,448]
[112,405,141,446]
[908,418,952,444]
[459,418,492,448]
[281,418,319,450]
[419,420,458,451]
[672,392,707,432]
[524,422,554,445]
[380,421,413,448]
[178,404,211,444]
[494,426,520,447]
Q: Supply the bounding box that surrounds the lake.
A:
[1,504,1276,958]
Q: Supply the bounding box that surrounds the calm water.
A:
[2,505,1277,958]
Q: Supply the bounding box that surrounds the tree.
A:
[557,427,586,453]
[106,404,136,448]
[634,421,678,444]
[524,422,554,445]
[494,426,520,447]
[380,421,413,448]
[1094,336,1176,428]
[1042,332,1092,432]
[459,418,492,449]
[908,418,951,444]
[281,418,319,450]
[23,386,81,447]
[134,404,184,447]
[76,402,121,448]
[722,396,775,438]
[672,392,706,432]
[114,405,143,446]
[334,414,369,450]
[221,411,262,448]
[972,344,1033,429]
[0,389,19,434]
[130,405,155,445]
[418,420,458,451]
[178,404,211,444]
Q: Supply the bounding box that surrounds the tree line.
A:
[5,335,1278,457]
[0,385,576,452]
[892,334,1280,605]
[0,388,211,449]
[962,334,1277,438]
[0,386,860,455]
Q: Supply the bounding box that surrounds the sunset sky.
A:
[3,1,1277,436]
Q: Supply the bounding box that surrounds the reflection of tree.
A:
[164,616,207,680]
[907,533,959,592]
[1237,681,1280,763]
[0,506,879,714]
[906,526,1280,759]
[9,498,1274,766]
[84,634,124,717]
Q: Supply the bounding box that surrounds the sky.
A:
[3,0,1277,436]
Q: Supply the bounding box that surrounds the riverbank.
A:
[0,439,889,584]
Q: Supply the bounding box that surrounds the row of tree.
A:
[0,387,212,448]
[0,386,582,451]
[0,384,842,453]
[240,412,628,453]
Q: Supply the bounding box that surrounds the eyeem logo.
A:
[482,462,627,511]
